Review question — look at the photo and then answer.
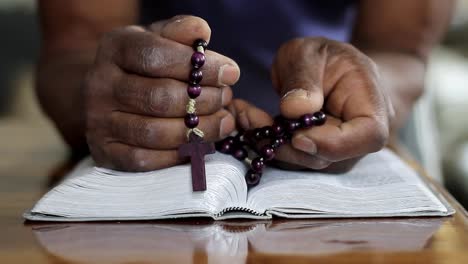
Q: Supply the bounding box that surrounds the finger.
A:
[227,99,330,169]
[101,142,183,172]
[228,99,273,130]
[274,144,332,170]
[149,15,212,46]
[272,38,326,118]
[289,57,389,161]
[320,157,362,173]
[291,114,388,162]
[114,75,232,117]
[100,26,240,87]
[107,109,235,150]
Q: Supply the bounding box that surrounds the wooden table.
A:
[1,132,467,264]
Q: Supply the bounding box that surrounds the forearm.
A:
[37,0,138,154]
[36,50,96,154]
[351,0,453,142]
[365,51,426,139]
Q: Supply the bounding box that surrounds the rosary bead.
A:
[187,84,202,99]
[216,140,234,154]
[271,137,285,149]
[285,120,301,133]
[313,111,327,126]
[224,136,236,145]
[300,113,314,128]
[271,123,284,137]
[193,39,208,50]
[233,148,248,160]
[184,113,199,128]
[260,126,273,138]
[234,133,246,145]
[251,157,265,173]
[260,145,275,161]
[245,170,261,187]
[191,51,206,69]
[254,128,263,140]
[189,69,203,84]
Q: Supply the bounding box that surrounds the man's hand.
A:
[231,37,393,171]
[85,15,240,171]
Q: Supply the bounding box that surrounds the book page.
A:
[246,149,449,216]
[28,153,249,220]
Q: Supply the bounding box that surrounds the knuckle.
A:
[131,118,159,146]
[197,91,222,114]
[320,138,344,161]
[83,71,101,106]
[147,86,172,115]
[112,75,132,104]
[368,119,389,152]
[125,148,151,172]
[84,113,99,132]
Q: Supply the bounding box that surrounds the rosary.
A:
[179,39,326,192]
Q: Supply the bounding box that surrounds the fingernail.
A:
[281,89,311,102]
[219,64,240,86]
[292,134,317,155]
[219,115,234,138]
[238,111,251,130]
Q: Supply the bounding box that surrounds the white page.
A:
[28,153,248,220]
[247,149,449,215]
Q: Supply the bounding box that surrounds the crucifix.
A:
[178,133,215,192]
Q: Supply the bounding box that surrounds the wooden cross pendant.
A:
[178,133,215,192]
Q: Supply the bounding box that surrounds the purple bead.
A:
[313,111,327,126]
[271,137,285,149]
[216,140,233,154]
[243,130,256,145]
[260,145,275,161]
[191,52,206,69]
[184,113,199,128]
[224,136,236,145]
[251,157,265,173]
[233,148,248,160]
[285,120,301,133]
[187,84,202,99]
[260,126,273,138]
[234,133,246,145]
[271,123,284,137]
[245,170,261,187]
[189,69,203,84]
[300,113,314,128]
[192,39,208,50]
[253,128,263,140]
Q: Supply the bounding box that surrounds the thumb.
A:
[272,38,326,119]
[149,15,211,46]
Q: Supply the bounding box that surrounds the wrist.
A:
[36,51,96,151]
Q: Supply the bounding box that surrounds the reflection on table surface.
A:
[28,218,446,264]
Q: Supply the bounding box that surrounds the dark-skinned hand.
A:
[84,15,240,171]
[230,37,394,172]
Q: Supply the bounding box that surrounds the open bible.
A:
[24,149,454,221]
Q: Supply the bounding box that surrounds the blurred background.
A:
[0,0,467,207]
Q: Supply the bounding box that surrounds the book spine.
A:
[215,206,264,217]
